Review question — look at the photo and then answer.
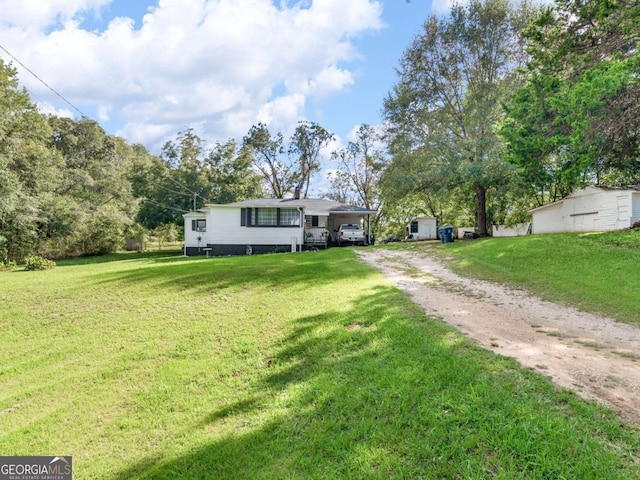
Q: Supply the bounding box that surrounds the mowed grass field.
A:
[1,241,639,479]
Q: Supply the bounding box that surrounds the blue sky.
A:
[0,0,436,158]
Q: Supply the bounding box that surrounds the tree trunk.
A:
[475,183,488,237]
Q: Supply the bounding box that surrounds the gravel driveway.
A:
[357,248,640,424]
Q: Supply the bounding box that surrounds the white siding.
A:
[208,207,304,247]
[184,214,207,247]
[532,202,565,233]
[631,192,640,225]
[492,223,530,237]
[532,187,637,233]
[612,192,632,230]
[418,217,437,240]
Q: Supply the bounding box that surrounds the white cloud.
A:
[0,0,111,30]
[34,102,74,119]
[0,0,384,151]
[431,0,456,15]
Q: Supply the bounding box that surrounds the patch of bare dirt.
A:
[357,248,640,424]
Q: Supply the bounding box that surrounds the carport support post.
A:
[367,214,371,245]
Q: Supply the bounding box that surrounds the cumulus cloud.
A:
[0,0,111,30]
[431,0,456,15]
[0,0,384,151]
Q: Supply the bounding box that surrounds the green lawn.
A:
[1,247,639,479]
[402,230,640,324]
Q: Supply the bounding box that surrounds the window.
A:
[192,219,206,232]
[240,207,300,227]
[410,221,418,234]
[280,209,301,226]
[257,208,277,226]
[305,215,319,227]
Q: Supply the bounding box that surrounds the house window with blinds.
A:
[257,208,277,226]
[240,208,300,227]
[279,209,301,226]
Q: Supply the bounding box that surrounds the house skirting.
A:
[185,244,301,257]
[184,246,209,256]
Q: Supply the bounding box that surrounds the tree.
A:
[500,0,640,196]
[48,117,137,256]
[0,60,65,260]
[384,0,535,235]
[330,125,386,211]
[243,123,296,198]
[202,139,263,205]
[243,122,334,198]
[133,130,264,229]
[289,121,334,198]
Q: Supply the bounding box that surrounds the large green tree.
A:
[384,0,535,235]
[244,122,334,198]
[243,123,295,198]
[0,60,64,260]
[329,125,386,211]
[500,0,640,200]
[289,121,334,198]
[48,117,138,255]
[202,139,263,205]
[135,129,263,229]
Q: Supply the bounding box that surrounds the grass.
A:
[398,230,640,324]
[1,248,639,478]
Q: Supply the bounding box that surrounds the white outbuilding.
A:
[406,216,438,240]
[530,186,640,234]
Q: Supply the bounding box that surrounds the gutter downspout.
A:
[297,207,305,252]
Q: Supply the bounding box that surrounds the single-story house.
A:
[184,197,377,256]
[406,217,438,240]
[531,186,640,234]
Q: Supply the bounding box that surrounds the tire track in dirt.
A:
[357,249,640,425]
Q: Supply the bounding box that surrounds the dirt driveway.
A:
[357,248,640,425]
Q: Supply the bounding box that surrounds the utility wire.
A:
[0,44,89,119]
[140,198,190,214]
[0,44,208,210]
[150,181,194,198]
[161,172,206,199]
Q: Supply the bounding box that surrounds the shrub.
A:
[24,255,56,271]
[0,260,17,271]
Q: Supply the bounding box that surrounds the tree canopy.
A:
[383,0,536,235]
[499,0,640,202]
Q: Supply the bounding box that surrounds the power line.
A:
[0,44,89,119]
[140,198,190,214]
[150,181,194,198]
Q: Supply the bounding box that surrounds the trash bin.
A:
[438,225,454,244]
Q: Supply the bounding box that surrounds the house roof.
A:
[183,211,206,218]
[202,198,377,216]
[530,185,640,213]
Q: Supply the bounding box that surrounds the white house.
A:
[183,197,377,256]
[406,217,438,240]
[531,186,640,234]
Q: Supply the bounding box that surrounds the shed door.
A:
[569,196,595,231]
[617,194,630,229]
